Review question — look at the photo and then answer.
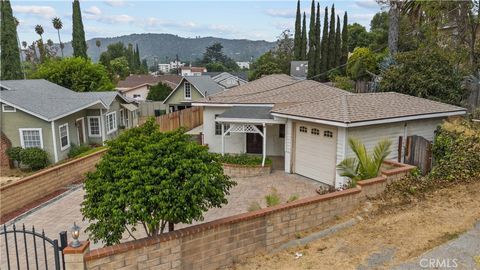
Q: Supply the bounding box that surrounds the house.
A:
[290,61,308,79]
[180,67,207,76]
[236,62,250,69]
[116,74,181,101]
[163,76,224,112]
[158,60,185,74]
[209,72,248,89]
[192,74,466,188]
[0,79,139,163]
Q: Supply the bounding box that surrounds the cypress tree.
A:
[334,15,341,68]
[301,12,307,60]
[1,0,23,80]
[293,0,302,60]
[135,44,141,69]
[320,7,329,78]
[327,4,336,70]
[307,0,316,78]
[341,12,349,72]
[72,0,88,58]
[314,3,321,77]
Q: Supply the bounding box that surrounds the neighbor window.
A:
[88,116,101,137]
[133,94,141,99]
[214,114,229,136]
[299,126,307,133]
[324,130,333,138]
[279,124,285,138]
[19,128,43,148]
[184,82,191,99]
[106,112,117,134]
[59,123,70,150]
[311,128,320,135]
[120,109,125,126]
[2,104,15,112]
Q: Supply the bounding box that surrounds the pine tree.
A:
[301,12,307,60]
[341,12,349,72]
[320,6,329,78]
[314,2,321,77]
[293,0,302,60]
[327,4,336,70]
[1,0,23,80]
[307,0,316,78]
[72,0,87,58]
[334,15,341,68]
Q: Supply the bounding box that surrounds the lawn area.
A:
[230,180,480,270]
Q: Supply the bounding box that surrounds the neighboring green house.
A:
[0,79,139,163]
[163,76,224,113]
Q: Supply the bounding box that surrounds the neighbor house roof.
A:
[116,74,181,90]
[271,92,466,125]
[218,106,273,120]
[0,79,130,121]
[183,76,224,96]
[181,67,206,73]
[205,72,249,81]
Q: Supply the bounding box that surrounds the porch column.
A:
[221,123,225,156]
[262,123,266,167]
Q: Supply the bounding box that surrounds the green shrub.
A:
[265,188,281,207]
[68,144,93,158]
[6,146,23,162]
[287,194,299,203]
[217,153,272,166]
[332,76,355,92]
[19,147,49,170]
[247,202,262,212]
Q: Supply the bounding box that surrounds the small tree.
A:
[146,82,173,101]
[346,47,377,81]
[337,138,391,186]
[81,119,235,245]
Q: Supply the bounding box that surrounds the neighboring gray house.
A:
[0,79,139,163]
[290,61,308,79]
[209,72,248,89]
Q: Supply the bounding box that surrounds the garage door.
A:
[294,123,337,185]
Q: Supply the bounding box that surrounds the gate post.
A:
[63,241,90,270]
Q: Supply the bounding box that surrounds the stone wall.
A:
[83,161,414,270]
[0,149,106,219]
[222,163,272,178]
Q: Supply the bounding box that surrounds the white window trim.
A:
[2,104,16,112]
[58,123,70,151]
[87,116,102,137]
[106,111,117,135]
[19,128,43,149]
[184,82,192,100]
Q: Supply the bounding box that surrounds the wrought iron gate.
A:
[1,224,68,270]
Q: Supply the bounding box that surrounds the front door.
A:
[76,118,85,144]
[246,126,263,154]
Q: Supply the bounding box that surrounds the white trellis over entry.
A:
[221,123,267,166]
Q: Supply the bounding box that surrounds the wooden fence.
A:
[139,107,203,132]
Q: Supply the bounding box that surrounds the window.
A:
[133,94,141,99]
[19,128,43,148]
[2,104,15,112]
[214,114,229,136]
[311,128,320,135]
[299,126,307,133]
[88,116,101,137]
[279,124,285,138]
[59,123,70,150]
[120,109,125,126]
[106,112,117,134]
[324,130,333,138]
[184,82,191,99]
[124,110,129,127]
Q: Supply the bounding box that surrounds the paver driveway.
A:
[4,171,320,250]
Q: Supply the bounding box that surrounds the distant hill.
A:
[60,33,276,65]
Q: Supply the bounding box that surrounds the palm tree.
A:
[52,17,64,57]
[337,138,392,186]
[34,24,44,39]
[95,40,101,56]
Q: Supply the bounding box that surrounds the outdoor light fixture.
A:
[70,222,81,248]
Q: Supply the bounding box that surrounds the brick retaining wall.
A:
[222,163,272,178]
[0,149,106,219]
[83,161,414,270]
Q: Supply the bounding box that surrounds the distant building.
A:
[236,61,250,69]
[290,61,308,79]
[116,74,182,101]
[158,60,185,74]
[180,66,207,76]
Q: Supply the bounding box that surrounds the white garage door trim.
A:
[294,122,337,186]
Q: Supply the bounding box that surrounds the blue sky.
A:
[13,0,383,44]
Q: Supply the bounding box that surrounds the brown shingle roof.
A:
[272,92,466,123]
[116,74,181,89]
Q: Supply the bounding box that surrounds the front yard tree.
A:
[146,82,173,101]
[72,0,87,58]
[81,119,236,246]
[0,0,23,80]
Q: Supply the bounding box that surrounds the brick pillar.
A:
[63,241,90,270]
[0,132,12,170]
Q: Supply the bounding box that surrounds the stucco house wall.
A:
[164,80,203,112]
[121,85,149,101]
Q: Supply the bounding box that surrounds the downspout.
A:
[262,123,266,167]
[402,122,408,163]
[51,121,58,163]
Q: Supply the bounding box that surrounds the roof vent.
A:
[0,84,11,91]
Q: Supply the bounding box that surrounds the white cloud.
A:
[12,5,57,19]
[84,6,102,16]
[104,0,126,7]
[143,17,198,30]
[99,14,134,24]
[265,9,296,19]
[355,0,380,10]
